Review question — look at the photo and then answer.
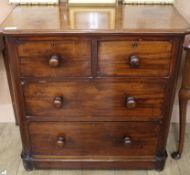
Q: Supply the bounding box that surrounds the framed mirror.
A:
[68,0,118,6]
[69,7,116,29]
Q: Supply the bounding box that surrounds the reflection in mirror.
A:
[69,7,116,30]
[68,0,117,5]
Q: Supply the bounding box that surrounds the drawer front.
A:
[29,122,160,157]
[23,80,166,121]
[17,40,91,77]
[98,40,173,77]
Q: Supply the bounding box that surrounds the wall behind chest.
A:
[0,0,15,122]
[175,0,190,24]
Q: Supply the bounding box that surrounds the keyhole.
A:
[131,42,138,48]
[51,43,56,47]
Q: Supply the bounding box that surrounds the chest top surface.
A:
[0,3,189,35]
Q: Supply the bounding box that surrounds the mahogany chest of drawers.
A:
[0,4,189,171]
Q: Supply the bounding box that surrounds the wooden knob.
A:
[53,96,63,108]
[57,136,65,147]
[49,54,60,67]
[126,96,136,109]
[129,55,140,68]
[123,136,132,144]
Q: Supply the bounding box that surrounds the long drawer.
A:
[23,80,167,121]
[29,122,160,157]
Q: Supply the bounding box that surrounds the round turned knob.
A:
[126,96,136,109]
[123,136,132,144]
[49,54,60,67]
[129,55,140,68]
[57,136,65,147]
[53,96,63,108]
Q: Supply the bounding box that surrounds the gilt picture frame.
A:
[68,0,118,6]
[69,7,116,29]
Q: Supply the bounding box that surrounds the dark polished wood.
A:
[56,136,65,148]
[172,36,190,160]
[0,4,189,34]
[53,96,64,109]
[129,55,140,68]
[0,3,189,171]
[1,36,20,125]
[98,40,173,77]
[125,96,136,109]
[29,122,159,156]
[48,54,60,68]
[0,35,4,51]
[17,38,92,78]
[23,80,167,121]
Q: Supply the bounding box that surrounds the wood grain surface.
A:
[0,4,189,34]
[98,40,173,77]
[23,80,166,121]
[29,122,160,157]
[17,38,92,77]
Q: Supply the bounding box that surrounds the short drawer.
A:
[98,40,173,77]
[29,122,160,157]
[17,39,91,77]
[23,80,166,121]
